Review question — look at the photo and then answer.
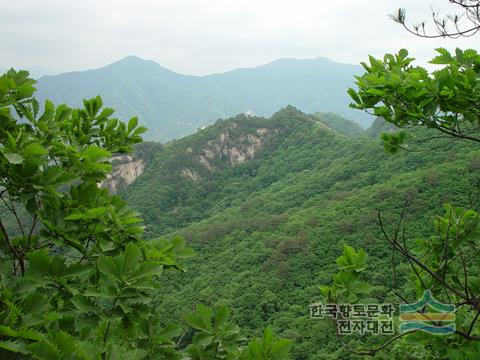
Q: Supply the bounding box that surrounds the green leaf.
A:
[82,145,111,161]
[51,331,84,358]
[54,104,71,122]
[353,280,371,294]
[127,117,138,133]
[4,152,24,164]
[185,304,213,333]
[0,340,29,354]
[23,143,47,156]
[193,333,213,348]
[28,339,61,360]
[398,48,409,59]
[71,295,97,313]
[271,339,292,359]
[97,256,118,280]
[27,250,51,274]
[262,326,273,350]
[65,207,106,221]
[347,88,361,104]
[122,242,141,275]
[214,305,230,329]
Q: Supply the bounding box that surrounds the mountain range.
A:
[111,106,479,357]
[33,56,370,141]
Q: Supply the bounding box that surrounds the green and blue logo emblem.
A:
[399,290,455,335]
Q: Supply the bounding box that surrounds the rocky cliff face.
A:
[99,123,274,189]
[180,124,276,181]
[101,155,145,193]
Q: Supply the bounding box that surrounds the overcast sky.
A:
[0,0,478,76]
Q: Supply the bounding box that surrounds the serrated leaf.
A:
[71,295,97,313]
[0,339,29,354]
[23,143,47,156]
[214,305,230,329]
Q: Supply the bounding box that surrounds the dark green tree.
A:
[0,69,291,360]
[349,48,480,152]
[328,10,480,355]
[0,68,198,358]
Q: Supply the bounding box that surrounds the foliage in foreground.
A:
[330,47,480,357]
[349,48,480,152]
[0,70,291,359]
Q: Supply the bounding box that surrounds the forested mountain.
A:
[117,107,480,359]
[365,117,397,138]
[3,0,480,357]
[313,112,364,137]
[34,56,370,141]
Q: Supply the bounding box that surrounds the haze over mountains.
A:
[34,55,371,141]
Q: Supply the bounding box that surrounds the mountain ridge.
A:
[35,55,356,79]
[33,55,371,141]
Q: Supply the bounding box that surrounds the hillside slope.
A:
[34,56,369,141]
[313,112,364,137]
[119,108,480,359]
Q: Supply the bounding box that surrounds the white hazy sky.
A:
[0,0,478,75]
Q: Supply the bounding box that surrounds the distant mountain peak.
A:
[102,55,180,76]
[110,55,159,67]
[35,56,372,141]
[265,56,350,66]
[272,105,306,117]
[121,55,145,61]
